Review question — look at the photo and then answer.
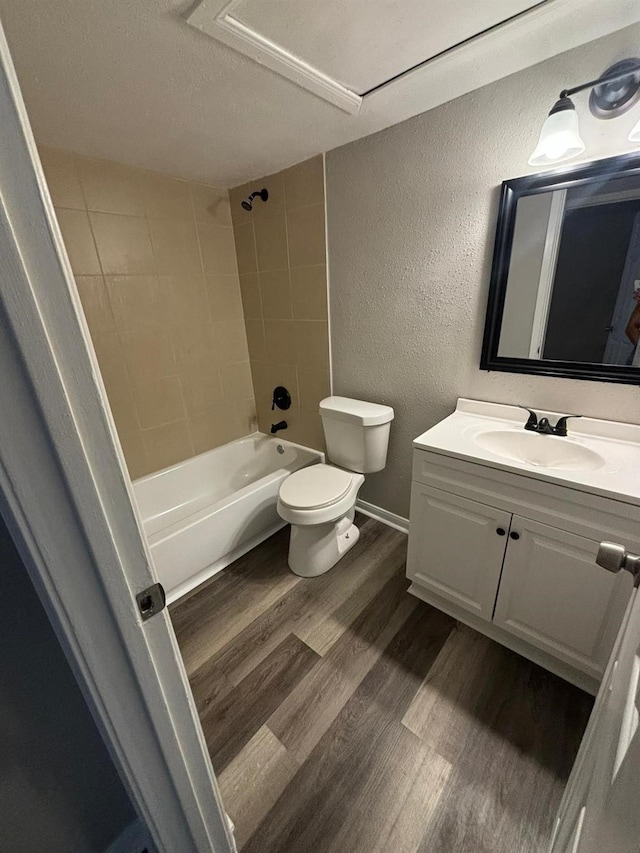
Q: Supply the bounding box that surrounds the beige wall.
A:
[327,23,640,518]
[41,147,255,479]
[230,155,330,451]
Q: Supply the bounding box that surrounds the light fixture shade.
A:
[629,116,640,142]
[528,98,586,166]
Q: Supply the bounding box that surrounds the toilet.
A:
[277,396,394,577]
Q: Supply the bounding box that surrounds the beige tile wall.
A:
[40,147,256,479]
[230,155,330,451]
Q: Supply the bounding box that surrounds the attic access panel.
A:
[186,0,544,113]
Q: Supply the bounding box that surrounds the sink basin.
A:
[472,429,605,471]
[414,399,640,505]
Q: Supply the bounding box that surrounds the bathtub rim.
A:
[135,433,324,544]
[133,431,325,491]
[147,456,320,547]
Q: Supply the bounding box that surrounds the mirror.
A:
[481,153,640,384]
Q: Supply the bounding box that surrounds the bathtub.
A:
[133,434,323,604]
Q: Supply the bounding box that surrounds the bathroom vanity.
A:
[407,399,640,693]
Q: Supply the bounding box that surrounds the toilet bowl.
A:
[277,463,365,577]
[277,396,394,577]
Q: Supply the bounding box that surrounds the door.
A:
[0,21,233,853]
[551,569,640,852]
[494,517,632,679]
[407,484,511,620]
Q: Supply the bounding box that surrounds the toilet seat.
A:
[277,464,365,526]
[279,463,353,510]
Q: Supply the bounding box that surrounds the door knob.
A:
[496,527,506,536]
[510,531,520,540]
[597,542,640,582]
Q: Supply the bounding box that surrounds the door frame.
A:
[0,19,233,853]
[528,187,566,359]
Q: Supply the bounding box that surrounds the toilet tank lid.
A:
[319,396,394,426]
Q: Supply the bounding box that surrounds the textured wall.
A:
[230,156,330,451]
[41,147,255,479]
[0,514,136,852]
[327,23,640,518]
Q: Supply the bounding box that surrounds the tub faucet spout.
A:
[271,420,287,434]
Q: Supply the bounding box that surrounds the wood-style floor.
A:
[170,515,593,853]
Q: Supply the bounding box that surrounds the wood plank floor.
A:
[170,515,594,853]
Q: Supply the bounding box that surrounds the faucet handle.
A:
[272,386,292,412]
[518,406,539,431]
[553,414,581,436]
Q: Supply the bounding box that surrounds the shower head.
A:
[241,188,269,211]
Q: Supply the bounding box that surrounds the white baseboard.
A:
[356,499,409,534]
[105,818,153,853]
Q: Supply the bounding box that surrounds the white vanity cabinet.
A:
[492,517,626,677]
[407,445,638,693]
[407,484,510,620]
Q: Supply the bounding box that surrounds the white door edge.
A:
[528,188,567,359]
[0,18,232,853]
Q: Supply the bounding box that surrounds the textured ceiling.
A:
[0,0,637,187]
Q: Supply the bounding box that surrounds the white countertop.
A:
[413,398,640,506]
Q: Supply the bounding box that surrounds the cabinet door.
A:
[407,483,511,620]
[493,516,632,679]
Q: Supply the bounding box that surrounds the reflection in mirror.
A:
[498,174,640,367]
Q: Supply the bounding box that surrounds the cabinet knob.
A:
[510,531,520,540]
[496,527,506,536]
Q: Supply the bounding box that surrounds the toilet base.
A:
[287,512,360,577]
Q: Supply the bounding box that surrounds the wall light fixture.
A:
[529,58,640,167]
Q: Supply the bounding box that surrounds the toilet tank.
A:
[319,396,394,473]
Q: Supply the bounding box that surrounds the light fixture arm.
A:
[559,64,640,100]
[558,58,640,121]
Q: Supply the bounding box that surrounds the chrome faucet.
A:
[519,407,581,437]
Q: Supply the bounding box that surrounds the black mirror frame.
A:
[480,152,640,386]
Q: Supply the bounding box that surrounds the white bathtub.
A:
[133,434,322,604]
